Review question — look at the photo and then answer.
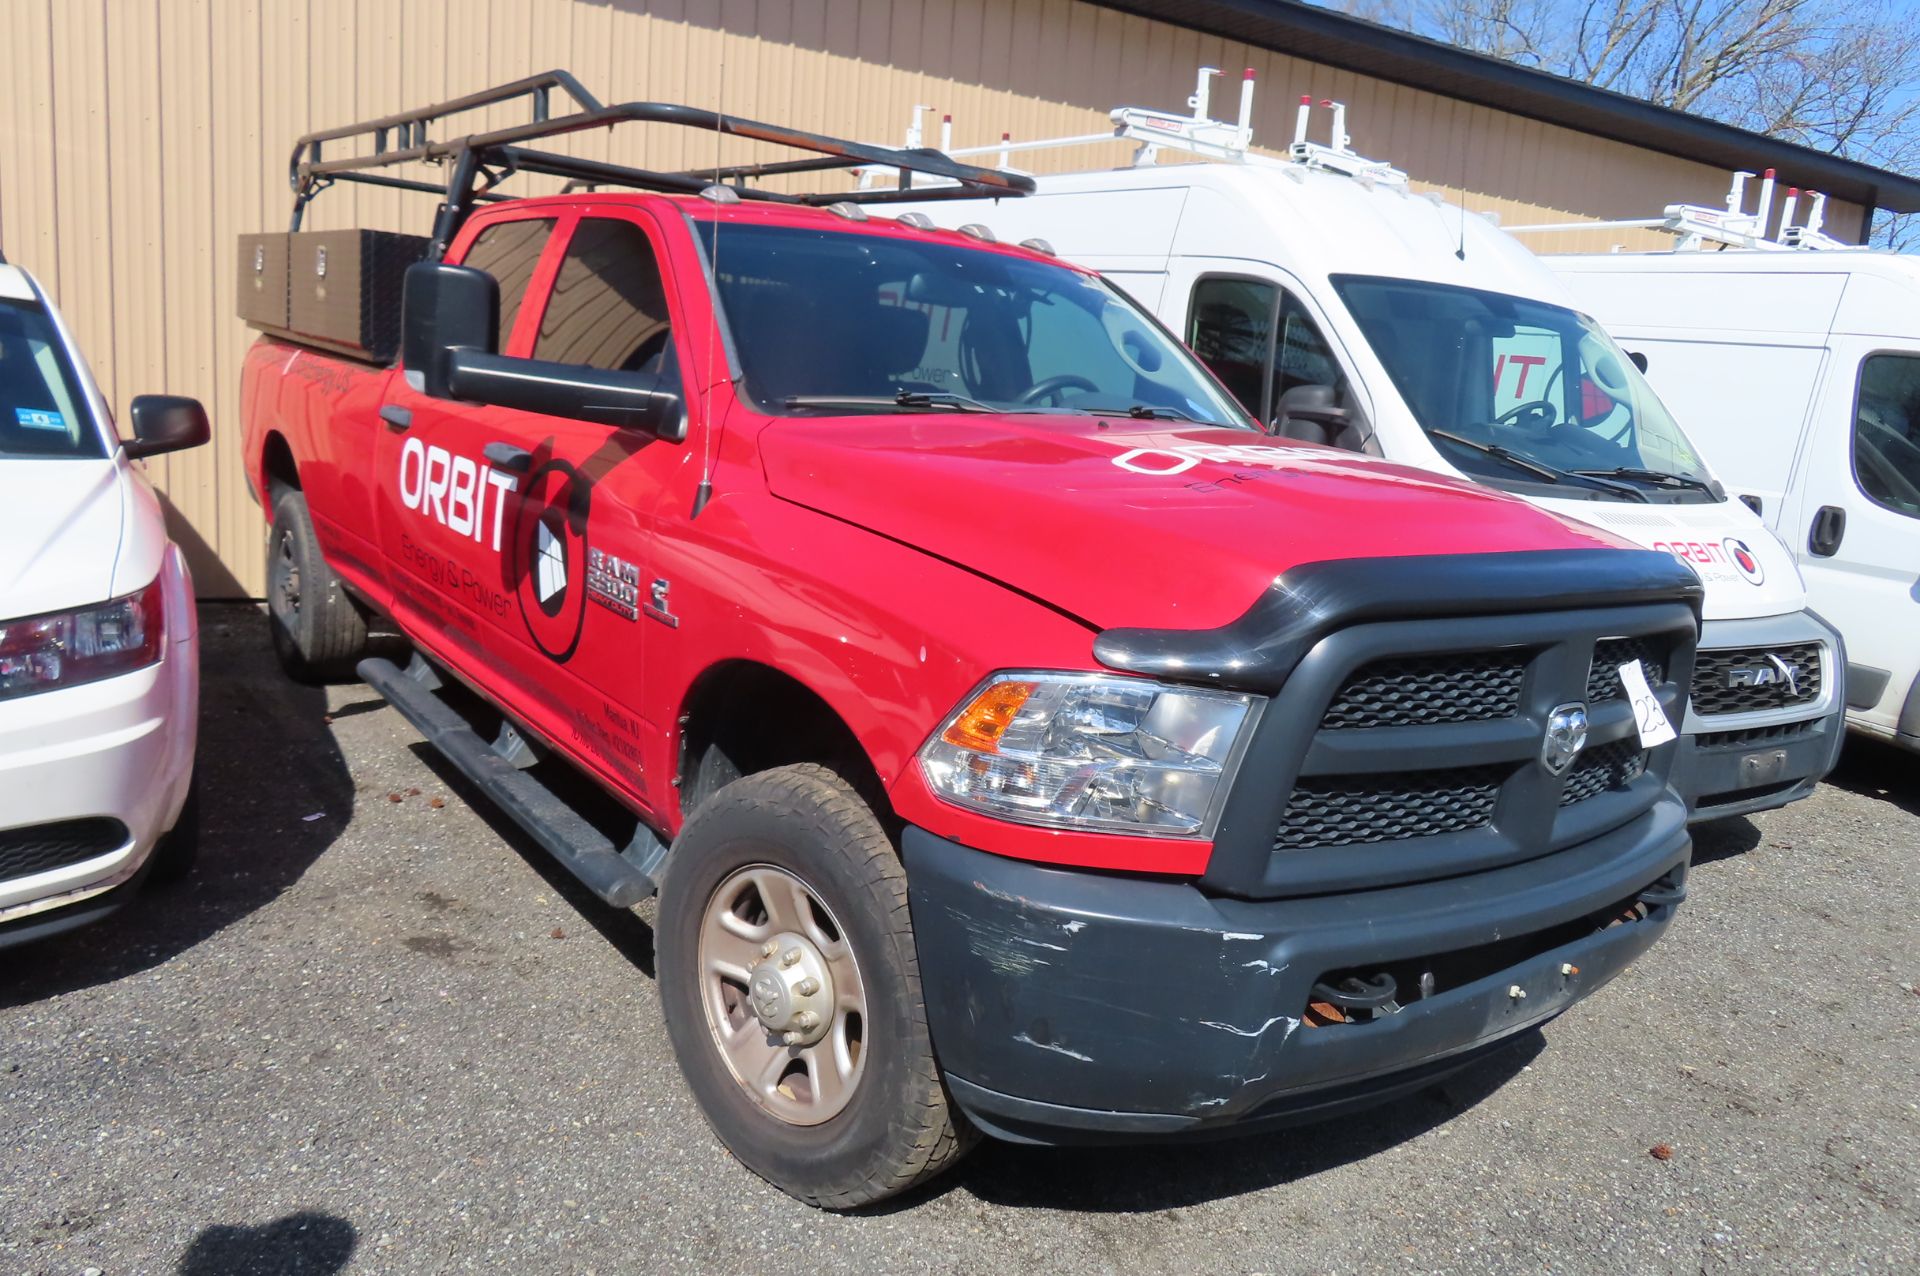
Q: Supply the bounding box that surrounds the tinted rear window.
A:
[0,301,98,460]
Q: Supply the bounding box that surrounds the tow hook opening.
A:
[1304,866,1685,1028]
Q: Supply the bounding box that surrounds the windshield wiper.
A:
[1430,430,1649,502]
[1573,466,1717,495]
[782,391,996,414]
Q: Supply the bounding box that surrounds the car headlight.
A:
[919,671,1258,837]
[0,583,165,701]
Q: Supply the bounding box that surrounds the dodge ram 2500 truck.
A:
[237,73,1703,1209]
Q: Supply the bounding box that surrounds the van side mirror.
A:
[123,395,211,459]
[400,260,685,442]
[1270,383,1372,453]
[1627,350,1648,373]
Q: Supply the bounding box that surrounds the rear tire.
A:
[657,764,974,1209]
[267,490,368,683]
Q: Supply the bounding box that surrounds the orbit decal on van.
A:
[508,453,593,664]
[1723,536,1765,586]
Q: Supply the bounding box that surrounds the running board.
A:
[357,655,667,908]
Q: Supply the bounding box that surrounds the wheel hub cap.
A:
[746,933,834,1046]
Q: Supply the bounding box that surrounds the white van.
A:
[885,72,1845,820]
[1527,183,1919,754]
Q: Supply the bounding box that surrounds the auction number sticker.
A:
[1617,659,1677,748]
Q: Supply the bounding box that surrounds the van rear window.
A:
[0,301,97,460]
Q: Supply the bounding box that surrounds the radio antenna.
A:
[693,42,726,519]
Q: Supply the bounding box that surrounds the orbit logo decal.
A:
[1722,536,1765,586]
[508,454,592,663]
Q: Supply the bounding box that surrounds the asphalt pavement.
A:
[2,605,1915,1275]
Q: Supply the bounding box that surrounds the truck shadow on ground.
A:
[1688,814,1762,866]
[1,606,353,1008]
[940,1032,1546,1212]
[177,1210,355,1275]
[1825,736,1917,817]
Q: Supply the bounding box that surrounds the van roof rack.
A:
[1505,168,1861,252]
[858,67,1408,190]
[288,69,1035,257]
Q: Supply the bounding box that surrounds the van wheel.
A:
[148,776,201,885]
[267,490,367,683]
[657,764,974,1209]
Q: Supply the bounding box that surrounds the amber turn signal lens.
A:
[941,680,1037,752]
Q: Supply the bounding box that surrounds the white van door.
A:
[1791,342,1920,736]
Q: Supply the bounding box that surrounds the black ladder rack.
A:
[288,69,1034,256]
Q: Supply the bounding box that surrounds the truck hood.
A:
[0,458,126,620]
[760,415,1632,631]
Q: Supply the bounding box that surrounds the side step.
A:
[357,655,667,908]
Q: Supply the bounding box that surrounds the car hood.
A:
[0,458,126,620]
[759,415,1635,631]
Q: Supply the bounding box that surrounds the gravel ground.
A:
[2,604,1915,1275]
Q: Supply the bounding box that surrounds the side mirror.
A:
[402,261,498,397]
[1627,350,1649,374]
[1270,383,1372,453]
[123,395,210,459]
[401,260,685,441]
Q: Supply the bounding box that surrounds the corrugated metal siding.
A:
[0,0,1864,596]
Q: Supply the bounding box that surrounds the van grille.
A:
[1691,643,1823,716]
[0,818,129,884]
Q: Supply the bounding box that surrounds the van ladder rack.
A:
[289,69,1035,257]
[1506,168,1860,252]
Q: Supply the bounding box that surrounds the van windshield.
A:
[1332,275,1716,501]
[0,300,99,460]
[695,221,1251,428]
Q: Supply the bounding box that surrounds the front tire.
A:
[147,775,200,885]
[267,490,367,683]
[657,764,973,1208]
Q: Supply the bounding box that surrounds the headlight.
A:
[919,672,1257,837]
[0,583,165,701]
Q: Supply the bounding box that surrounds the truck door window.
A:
[1187,277,1346,424]
[1854,354,1920,518]
[458,217,554,356]
[533,218,680,382]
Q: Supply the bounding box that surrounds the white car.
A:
[0,260,208,946]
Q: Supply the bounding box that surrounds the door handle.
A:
[1808,505,1846,557]
[379,404,412,432]
[483,441,533,474]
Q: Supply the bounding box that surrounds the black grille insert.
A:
[1320,651,1528,728]
[1588,637,1667,702]
[1559,740,1648,806]
[1274,765,1506,851]
[0,818,129,883]
[1691,643,1823,716]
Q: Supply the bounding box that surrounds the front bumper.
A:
[1676,612,1846,823]
[903,793,1690,1144]
[0,564,198,937]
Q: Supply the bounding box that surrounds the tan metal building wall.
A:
[0,0,1868,597]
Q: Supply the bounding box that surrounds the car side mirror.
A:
[123,394,210,459]
[1627,350,1648,374]
[401,260,685,442]
[1270,383,1373,453]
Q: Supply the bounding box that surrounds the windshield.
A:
[0,300,98,460]
[695,221,1250,427]
[1332,275,1714,500]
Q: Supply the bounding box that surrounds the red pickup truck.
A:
[238,75,1702,1208]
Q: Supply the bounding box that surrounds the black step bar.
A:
[357,655,667,908]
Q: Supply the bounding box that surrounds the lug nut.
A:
[1508,984,1527,1000]
[796,1010,820,1031]
[781,1030,801,1046]
[796,978,820,997]
[780,948,803,967]
[760,941,778,958]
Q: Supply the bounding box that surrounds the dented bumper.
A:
[902,796,1690,1144]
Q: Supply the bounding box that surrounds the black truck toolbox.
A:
[238,229,428,363]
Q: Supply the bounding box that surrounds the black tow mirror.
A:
[402,261,498,397]
[1627,350,1649,374]
[401,260,685,441]
[1270,383,1373,452]
[123,395,210,459]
